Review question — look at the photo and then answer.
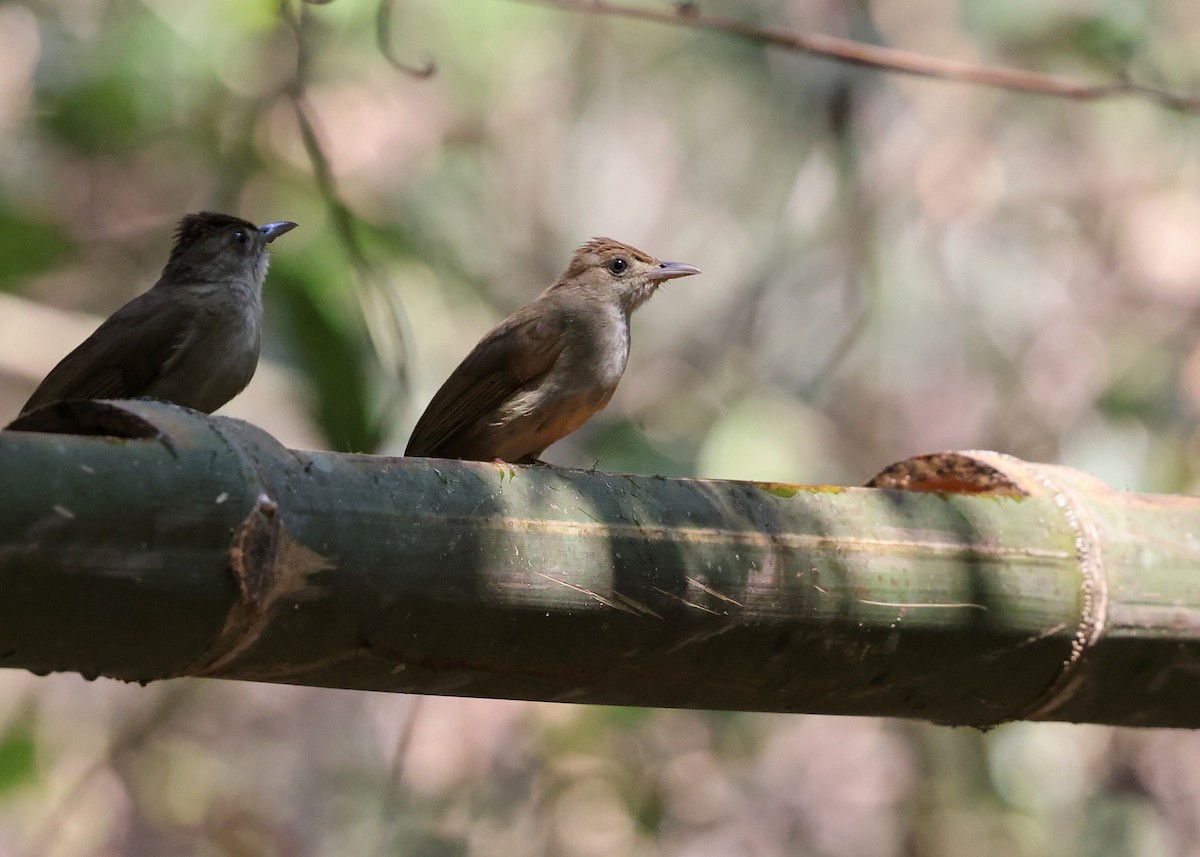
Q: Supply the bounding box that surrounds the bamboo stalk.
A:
[3,400,1198,727]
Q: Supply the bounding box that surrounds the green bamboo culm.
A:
[1,400,1197,728]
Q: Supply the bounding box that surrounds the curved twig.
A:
[377,0,437,78]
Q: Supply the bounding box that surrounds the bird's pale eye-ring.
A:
[233,230,249,245]
[607,258,628,275]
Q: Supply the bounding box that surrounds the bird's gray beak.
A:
[259,221,299,243]
[646,261,701,282]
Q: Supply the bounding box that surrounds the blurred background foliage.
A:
[0,0,1199,854]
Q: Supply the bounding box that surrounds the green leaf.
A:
[38,75,142,154]
[268,255,391,453]
[0,716,37,798]
[583,422,694,478]
[0,209,72,291]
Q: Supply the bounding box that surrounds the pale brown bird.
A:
[405,237,700,463]
[19,212,297,417]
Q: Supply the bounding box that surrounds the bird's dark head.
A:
[163,212,297,286]
[555,237,700,314]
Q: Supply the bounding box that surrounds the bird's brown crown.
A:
[576,237,656,262]
[559,237,657,281]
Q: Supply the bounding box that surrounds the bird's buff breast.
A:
[491,384,616,462]
[491,310,629,458]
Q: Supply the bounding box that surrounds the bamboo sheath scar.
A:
[3,400,1199,728]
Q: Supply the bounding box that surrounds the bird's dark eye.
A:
[234,231,249,245]
[607,258,628,275]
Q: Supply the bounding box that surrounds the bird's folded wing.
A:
[405,308,564,457]
[20,288,195,415]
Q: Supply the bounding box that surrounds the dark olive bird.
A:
[19,212,297,417]
[405,237,700,463]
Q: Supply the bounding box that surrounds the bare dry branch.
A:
[510,0,1200,113]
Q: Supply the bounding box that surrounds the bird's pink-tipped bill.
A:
[259,221,298,243]
[647,261,701,282]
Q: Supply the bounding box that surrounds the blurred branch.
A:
[802,121,876,402]
[377,0,437,77]
[280,0,411,387]
[511,0,1200,114]
[373,697,424,852]
[923,232,1060,457]
[18,686,193,857]
[798,303,869,400]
